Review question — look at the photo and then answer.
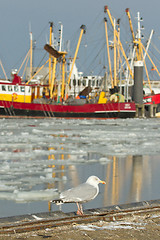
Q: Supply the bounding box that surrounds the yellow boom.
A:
[104,6,133,79]
[125,8,139,60]
[67,25,86,86]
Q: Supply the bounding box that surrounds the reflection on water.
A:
[50,154,159,214]
[0,118,160,217]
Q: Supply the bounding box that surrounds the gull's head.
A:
[86,176,106,187]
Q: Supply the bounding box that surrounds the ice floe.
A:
[0,189,58,202]
[0,118,160,216]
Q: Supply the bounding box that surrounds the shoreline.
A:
[0,199,160,239]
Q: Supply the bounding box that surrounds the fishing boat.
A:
[0,100,136,119]
[0,78,136,118]
[0,11,136,119]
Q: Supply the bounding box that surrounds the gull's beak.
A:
[99,180,106,184]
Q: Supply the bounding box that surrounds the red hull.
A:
[143,94,160,105]
[143,94,160,113]
[0,100,136,119]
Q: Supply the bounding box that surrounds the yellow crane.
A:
[44,44,67,99]
[113,18,117,86]
[104,5,133,79]
[125,9,154,92]
[104,17,113,88]
[65,25,86,99]
[48,22,53,91]
[67,25,86,87]
[125,8,139,60]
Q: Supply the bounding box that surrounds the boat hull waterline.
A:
[0,101,136,119]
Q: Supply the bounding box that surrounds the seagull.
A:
[51,176,106,215]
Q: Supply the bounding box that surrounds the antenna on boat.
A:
[137,12,143,40]
[58,22,63,52]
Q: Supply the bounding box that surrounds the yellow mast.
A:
[125,8,139,60]
[104,5,133,79]
[28,23,83,100]
[49,22,53,91]
[50,57,57,99]
[104,18,113,88]
[44,44,67,100]
[117,19,120,84]
[113,18,117,87]
[61,54,66,99]
[67,25,86,86]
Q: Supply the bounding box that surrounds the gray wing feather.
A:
[60,183,97,203]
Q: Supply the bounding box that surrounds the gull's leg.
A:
[76,202,83,215]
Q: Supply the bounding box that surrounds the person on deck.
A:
[11,69,21,84]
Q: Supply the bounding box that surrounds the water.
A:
[0,118,160,218]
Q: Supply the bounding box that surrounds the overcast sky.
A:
[0,0,160,78]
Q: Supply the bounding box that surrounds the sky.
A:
[0,0,160,78]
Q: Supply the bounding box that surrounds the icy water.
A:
[0,118,160,218]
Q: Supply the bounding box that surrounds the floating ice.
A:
[14,189,58,202]
[0,118,160,217]
[0,189,58,202]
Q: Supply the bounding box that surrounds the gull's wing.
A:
[60,183,98,203]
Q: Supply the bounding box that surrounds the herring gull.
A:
[51,176,106,215]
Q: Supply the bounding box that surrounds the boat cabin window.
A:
[88,80,91,86]
[14,86,19,92]
[98,79,102,87]
[26,86,31,93]
[8,85,13,91]
[73,79,76,86]
[96,80,99,87]
[2,85,6,91]
[20,86,25,92]
[92,80,95,87]
[78,79,81,86]
[82,79,86,86]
